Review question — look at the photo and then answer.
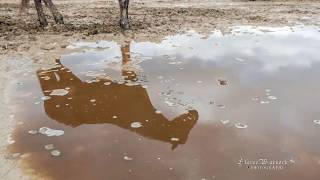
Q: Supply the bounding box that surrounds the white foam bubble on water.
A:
[165,100,177,107]
[268,96,277,100]
[234,123,248,129]
[50,150,61,157]
[44,144,54,150]
[41,96,51,101]
[49,89,69,96]
[235,57,245,62]
[131,122,142,128]
[260,100,270,104]
[39,127,64,137]
[125,82,140,86]
[220,120,230,125]
[313,120,320,125]
[170,137,179,142]
[123,156,133,161]
[28,130,38,135]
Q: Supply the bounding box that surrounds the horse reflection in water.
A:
[36,43,198,150]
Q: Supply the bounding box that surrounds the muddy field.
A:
[1,0,319,56]
[1,0,320,180]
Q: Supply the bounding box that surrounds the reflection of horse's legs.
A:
[43,0,64,24]
[121,44,131,64]
[121,43,137,81]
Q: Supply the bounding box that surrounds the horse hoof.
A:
[56,18,64,24]
[39,20,48,28]
[55,15,64,24]
[120,20,130,30]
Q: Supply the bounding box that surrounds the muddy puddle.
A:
[7,26,320,180]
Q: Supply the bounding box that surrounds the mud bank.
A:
[1,0,320,57]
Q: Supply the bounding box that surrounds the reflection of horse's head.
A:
[36,44,199,150]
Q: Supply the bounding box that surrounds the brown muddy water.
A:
[7,26,320,180]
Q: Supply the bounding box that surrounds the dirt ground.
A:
[0,0,319,179]
[1,0,320,57]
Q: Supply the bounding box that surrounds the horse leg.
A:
[125,0,129,22]
[118,0,130,29]
[42,0,64,24]
[34,0,48,27]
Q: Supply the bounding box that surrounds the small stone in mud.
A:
[104,82,111,86]
[60,44,68,48]
[44,144,54,150]
[123,156,133,161]
[112,116,118,119]
[41,44,56,51]
[90,99,96,103]
[235,123,248,129]
[131,122,142,128]
[28,130,38,135]
[50,150,61,157]
[218,79,228,86]
[155,110,162,114]
[313,120,320,125]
